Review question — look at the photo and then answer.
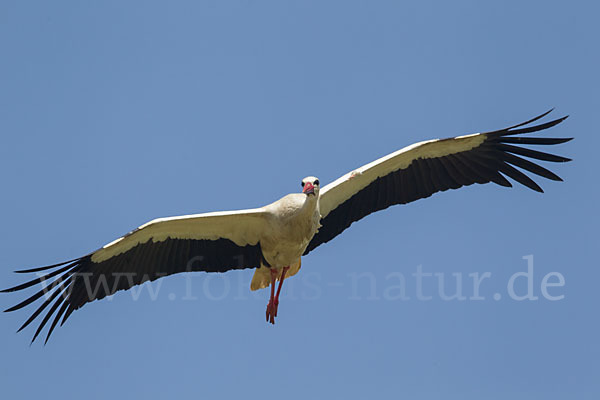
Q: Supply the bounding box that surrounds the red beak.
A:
[303,182,315,195]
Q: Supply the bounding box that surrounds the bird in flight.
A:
[3,110,572,344]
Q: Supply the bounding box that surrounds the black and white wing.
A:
[3,208,269,343]
[304,110,572,255]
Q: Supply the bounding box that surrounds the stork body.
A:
[260,186,321,271]
[253,183,321,322]
[2,110,573,343]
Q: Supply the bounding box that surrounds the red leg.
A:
[266,268,278,324]
[273,266,290,318]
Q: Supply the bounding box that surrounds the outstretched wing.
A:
[2,208,269,343]
[305,110,572,255]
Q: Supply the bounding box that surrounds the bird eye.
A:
[301,182,305,187]
[314,180,319,186]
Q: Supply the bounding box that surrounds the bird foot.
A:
[265,298,279,324]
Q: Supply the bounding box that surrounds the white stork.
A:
[3,110,572,344]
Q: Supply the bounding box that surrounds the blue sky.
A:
[0,1,598,399]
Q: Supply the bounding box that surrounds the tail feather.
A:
[250,258,301,291]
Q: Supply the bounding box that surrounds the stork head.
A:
[301,176,320,197]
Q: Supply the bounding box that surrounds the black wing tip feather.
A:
[495,113,569,138]
[1,260,80,294]
[486,109,572,192]
[2,256,90,344]
[506,108,555,130]
[12,257,83,274]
